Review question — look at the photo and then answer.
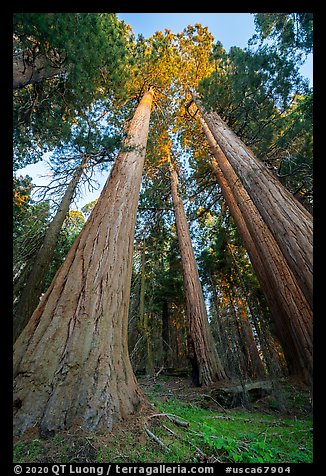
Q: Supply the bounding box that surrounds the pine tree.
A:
[13,157,88,342]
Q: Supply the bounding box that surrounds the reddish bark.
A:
[200,115,312,384]
[169,159,227,386]
[13,157,88,342]
[13,89,154,437]
[193,91,313,309]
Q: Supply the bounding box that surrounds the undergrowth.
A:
[144,395,313,463]
[13,380,313,464]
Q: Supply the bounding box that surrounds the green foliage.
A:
[133,30,180,92]
[198,43,308,130]
[269,92,313,205]
[81,200,98,219]
[176,24,216,87]
[13,175,33,218]
[195,209,286,379]
[13,13,133,168]
[197,42,312,210]
[198,214,247,287]
[13,408,313,463]
[38,99,124,179]
[13,439,42,463]
[132,217,185,316]
[150,396,312,463]
[252,13,313,56]
[42,210,85,290]
[14,13,132,94]
[13,177,51,305]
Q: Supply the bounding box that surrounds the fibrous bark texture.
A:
[200,114,312,384]
[13,89,154,437]
[169,160,227,386]
[13,158,87,343]
[193,91,313,310]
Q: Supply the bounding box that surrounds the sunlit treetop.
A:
[125,28,182,106]
[176,24,216,88]
[13,176,33,213]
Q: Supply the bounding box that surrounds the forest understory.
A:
[13,374,313,464]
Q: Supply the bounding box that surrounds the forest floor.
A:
[13,375,313,464]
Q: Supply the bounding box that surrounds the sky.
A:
[17,13,313,210]
[117,13,313,83]
[118,13,256,52]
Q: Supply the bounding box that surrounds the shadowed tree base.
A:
[13,89,154,437]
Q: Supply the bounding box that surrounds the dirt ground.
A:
[13,374,312,463]
[137,373,312,415]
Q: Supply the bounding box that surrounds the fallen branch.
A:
[201,394,228,414]
[186,439,207,459]
[162,424,178,437]
[149,413,190,427]
[162,424,206,459]
[167,415,190,428]
[209,415,233,420]
[144,426,169,452]
[155,366,165,378]
[162,424,221,463]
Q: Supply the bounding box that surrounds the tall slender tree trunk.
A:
[13,157,88,343]
[225,244,265,379]
[219,287,245,379]
[234,297,266,380]
[139,239,146,332]
[144,313,155,377]
[162,299,170,367]
[192,91,313,309]
[200,116,312,384]
[138,240,154,376]
[227,244,284,377]
[208,277,230,365]
[169,157,227,386]
[13,88,154,437]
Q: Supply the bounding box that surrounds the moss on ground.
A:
[13,377,313,464]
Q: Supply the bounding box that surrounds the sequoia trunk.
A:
[201,116,312,384]
[162,299,171,367]
[169,159,227,386]
[193,91,313,309]
[13,157,88,342]
[13,88,154,437]
[234,299,266,380]
[139,241,154,377]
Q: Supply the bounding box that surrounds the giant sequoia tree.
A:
[13,88,154,437]
[196,110,312,383]
[14,103,123,342]
[13,14,313,443]
[169,156,227,386]
[193,92,313,309]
